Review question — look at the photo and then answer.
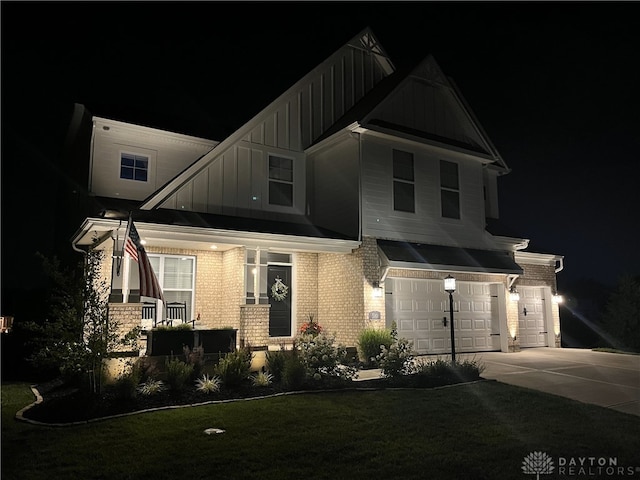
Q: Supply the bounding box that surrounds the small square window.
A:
[120,153,149,182]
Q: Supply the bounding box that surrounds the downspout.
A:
[356,125,363,243]
[555,257,564,273]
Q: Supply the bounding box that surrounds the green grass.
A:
[3,381,639,480]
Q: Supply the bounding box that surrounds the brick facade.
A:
[317,249,365,346]
[106,236,561,355]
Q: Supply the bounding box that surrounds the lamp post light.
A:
[444,275,457,364]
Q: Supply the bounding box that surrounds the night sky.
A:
[2,2,639,317]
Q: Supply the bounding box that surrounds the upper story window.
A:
[440,160,460,219]
[268,155,293,206]
[120,153,149,182]
[393,149,415,213]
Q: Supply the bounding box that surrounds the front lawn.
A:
[3,381,639,480]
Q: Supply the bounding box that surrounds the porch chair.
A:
[166,301,193,327]
[141,302,157,330]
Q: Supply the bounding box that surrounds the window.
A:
[120,153,149,182]
[440,160,460,219]
[268,155,293,206]
[393,149,415,213]
[147,255,196,321]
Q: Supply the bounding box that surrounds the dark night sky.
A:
[2,1,640,316]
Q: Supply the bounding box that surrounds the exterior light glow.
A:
[372,281,383,298]
[509,287,520,302]
[140,239,147,245]
[443,275,456,363]
[552,293,563,304]
[210,245,218,249]
[444,275,456,293]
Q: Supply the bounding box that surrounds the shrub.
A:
[414,356,485,381]
[195,374,221,394]
[376,337,416,378]
[110,360,142,400]
[184,345,205,378]
[454,357,485,380]
[137,378,165,396]
[265,349,288,383]
[215,347,252,387]
[281,353,306,390]
[165,357,195,392]
[295,331,357,381]
[357,328,394,367]
[251,371,273,387]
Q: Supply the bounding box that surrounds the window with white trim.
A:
[120,153,149,182]
[393,149,415,213]
[147,255,196,321]
[268,155,293,206]
[440,160,460,219]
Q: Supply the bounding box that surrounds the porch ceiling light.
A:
[509,287,520,302]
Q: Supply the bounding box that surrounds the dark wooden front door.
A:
[268,265,291,337]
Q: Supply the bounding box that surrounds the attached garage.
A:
[385,278,501,354]
[517,286,548,347]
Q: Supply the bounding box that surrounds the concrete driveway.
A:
[472,348,640,417]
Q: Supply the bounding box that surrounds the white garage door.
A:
[518,287,548,347]
[386,278,500,354]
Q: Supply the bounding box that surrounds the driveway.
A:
[473,348,640,417]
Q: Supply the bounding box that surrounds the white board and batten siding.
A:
[157,31,392,218]
[360,136,492,249]
[90,117,217,201]
[386,278,501,354]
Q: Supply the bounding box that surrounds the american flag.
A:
[124,220,165,302]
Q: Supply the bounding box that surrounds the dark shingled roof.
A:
[91,197,356,241]
[378,239,523,274]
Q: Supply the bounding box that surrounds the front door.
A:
[268,265,292,337]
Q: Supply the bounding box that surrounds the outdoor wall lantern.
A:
[372,281,383,298]
[509,287,520,302]
[443,275,457,363]
[552,291,563,304]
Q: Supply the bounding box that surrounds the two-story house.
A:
[71,28,563,357]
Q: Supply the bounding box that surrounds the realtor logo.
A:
[522,451,555,479]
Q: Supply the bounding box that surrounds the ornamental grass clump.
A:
[265,348,288,383]
[165,357,195,392]
[215,347,253,387]
[251,371,273,387]
[137,378,165,396]
[357,327,394,368]
[195,374,221,394]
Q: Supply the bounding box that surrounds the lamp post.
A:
[444,275,457,363]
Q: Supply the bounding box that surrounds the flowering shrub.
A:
[299,313,322,336]
[376,337,416,378]
[295,331,356,381]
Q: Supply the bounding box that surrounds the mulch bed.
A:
[21,374,479,424]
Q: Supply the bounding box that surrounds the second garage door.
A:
[386,278,501,355]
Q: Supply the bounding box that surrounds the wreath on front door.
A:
[271,276,288,301]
